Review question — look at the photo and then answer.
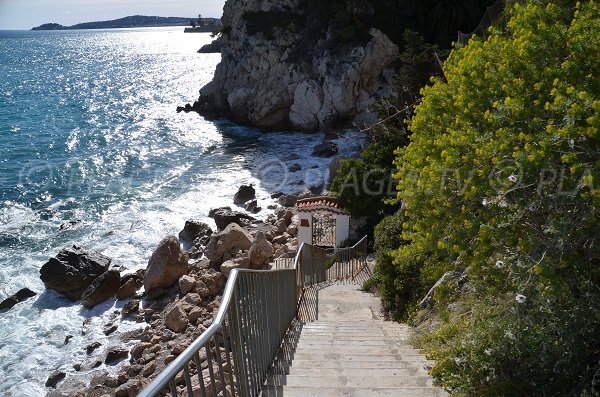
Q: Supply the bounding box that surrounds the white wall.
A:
[335,214,350,248]
[298,212,313,247]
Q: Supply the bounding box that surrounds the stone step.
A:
[292,336,398,346]
[294,343,422,352]
[291,352,429,362]
[289,359,433,369]
[296,333,410,339]
[282,375,434,388]
[302,324,408,329]
[262,386,448,397]
[287,367,430,377]
[302,324,409,330]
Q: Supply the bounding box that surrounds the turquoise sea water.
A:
[0,27,362,395]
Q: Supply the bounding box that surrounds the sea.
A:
[0,27,363,395]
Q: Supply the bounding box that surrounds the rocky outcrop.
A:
[194,0,399,131]
[144,237,189,295]
[39,246,111,300]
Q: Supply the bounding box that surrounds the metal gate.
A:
[312,213,336,247]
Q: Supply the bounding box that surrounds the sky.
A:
[0,0,226,30]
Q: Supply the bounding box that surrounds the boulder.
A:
[274,219,287,235]
[105,348,129,365]
[116,279,137,300]
[179,220,213,243]
[144,237,188,295]
[39,246,111,300]
[81,269,121,309]
[312,142,339,157]
[205,223,253,264]
[233,184,256,205]
[45,371,66,388]
[0,288,36,311]
[277,209,294,225]
[220,256,252,277]
[277,194,297,207]
[121,300,140,318]
[272,235,288,245]
[248,232,274,267]
[200,270,227,295]
[179,275,197,295]
[286,224,298,237]
[165,303,189,333]
[195,280,211,298]
[209,207,255,231]
[244,199,259,213]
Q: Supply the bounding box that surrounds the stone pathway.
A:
[265,284,448,396]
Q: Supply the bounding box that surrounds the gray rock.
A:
[45,371,66,388]
[209,207,255,231]
[312,142,339,157]
[0,288,36,311]
[81,269,121,309]
[233,184,256,205]
[277,194,298,207]
[39,246,111,300]
[86,342,102,355]
[105,348,129,365]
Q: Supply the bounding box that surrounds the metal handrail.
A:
[138,237,368,397]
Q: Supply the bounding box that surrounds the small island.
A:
[31,15,221,31]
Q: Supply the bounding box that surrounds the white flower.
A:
[484,349,492,356]
[495,260,505,269]
[482,198,489,206]
[508,175,519,183]
[515,294,527,304]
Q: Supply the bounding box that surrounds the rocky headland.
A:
[188,0,399,131]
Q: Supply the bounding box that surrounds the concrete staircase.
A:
[264,284,448,397]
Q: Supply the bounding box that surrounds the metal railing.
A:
[138,237,368,397]
[326,236,369,282]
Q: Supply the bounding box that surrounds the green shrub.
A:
[369,211,427,320]
[394,1,600,395]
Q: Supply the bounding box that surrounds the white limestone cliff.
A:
[197,0,399,131]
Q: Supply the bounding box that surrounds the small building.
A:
[296,196,350,248]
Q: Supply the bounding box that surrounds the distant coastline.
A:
[31,15,221,31]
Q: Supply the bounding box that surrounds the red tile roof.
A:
[296,196,347,213]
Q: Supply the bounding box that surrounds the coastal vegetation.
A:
[333,0,600,395]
